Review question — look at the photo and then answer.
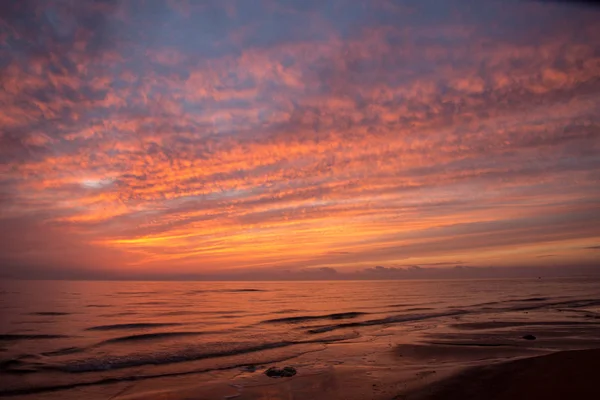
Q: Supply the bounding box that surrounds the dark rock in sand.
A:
[241,365,257,372]
[522,334,537,340]
[265,366,297,378]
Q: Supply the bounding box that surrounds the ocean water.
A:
[1,278,600,399]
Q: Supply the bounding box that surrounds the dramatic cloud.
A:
[0,0,599,278]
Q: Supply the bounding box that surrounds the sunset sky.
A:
[1,0,599,279]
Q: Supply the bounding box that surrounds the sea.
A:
[1,278,600,399]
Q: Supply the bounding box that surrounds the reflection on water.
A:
[1,279,600,398]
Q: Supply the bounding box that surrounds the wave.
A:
[0,334,70,341]
[272,309,304,314]
[99,312,139,317]
[386,302,435,308]
[45,330,358,374]
[156,310,242,316]
[307,310,467,334]
[154,310,202,316]
[262,312,368,324]
[557,309,600,318]
[86,323,184,331]
[425,341,510,347]
[460,297,600,312]
[504,298,600,312]
[480,297,550,306]
[186,289,267,294]
[452,320,600,330]
[52,341,296,373]
[100,331,207,344]
[41,347,85,357]
[0,341,333,397]
[28,312,71,316]
[513,297,548,302]
[116,291,160,295]
[12,320,55,324]
[0,358,39,375]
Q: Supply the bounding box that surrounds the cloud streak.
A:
[1,0,599,278]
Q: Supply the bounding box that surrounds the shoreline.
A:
[405,347,600,400]
[108,346,600,400]
[8,343,600,399]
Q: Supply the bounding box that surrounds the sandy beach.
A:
[104,347,600,400]
[407,348,600,400]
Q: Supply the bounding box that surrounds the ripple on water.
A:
[85,323,184,331]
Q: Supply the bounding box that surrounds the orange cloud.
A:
[1,0,599,278]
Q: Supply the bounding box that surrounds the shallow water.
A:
[1,278,600,398]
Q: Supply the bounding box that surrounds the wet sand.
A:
[31,345,598,400]
[408,348,600,400]
[102,344,600,400]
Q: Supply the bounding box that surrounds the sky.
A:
[0,0,599,280]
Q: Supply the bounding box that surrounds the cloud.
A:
[318,267,338,274]
[0,0,599,277]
